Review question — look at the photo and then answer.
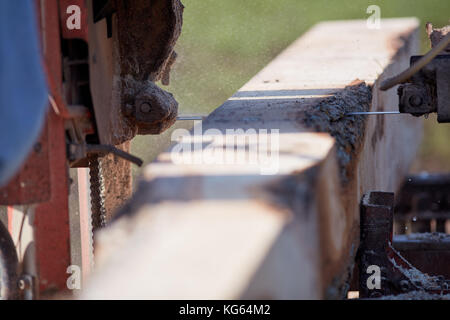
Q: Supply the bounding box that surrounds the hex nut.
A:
[408,95,423,108]
[139,103,152,113]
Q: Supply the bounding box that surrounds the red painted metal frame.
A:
[0,125,51,205]
[33,0,71,295]
[33,0,91,296]
[0,0,91,297]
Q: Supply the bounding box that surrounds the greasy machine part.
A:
[352,24,450,122]
[88,0,184,146]
[359,192,450,299]
[85,0,184,232]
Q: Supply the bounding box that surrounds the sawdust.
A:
[427,23,450,54]
[102,141,133,221]
[380,291,450,300]
[115,0,184,81]
[405,232,450,242]
[300,81,372,184]
[389,242,449,291]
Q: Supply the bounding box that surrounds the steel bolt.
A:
[139,102,152,113]
[34,143,42,154]
[408,95,423,108]
[18,277,31,291]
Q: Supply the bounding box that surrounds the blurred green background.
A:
[132,0,450,177]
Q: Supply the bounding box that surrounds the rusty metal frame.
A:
[398,55,450,122]
[394,173,450,233]
[394,234,450,279]
[359,191,450,299]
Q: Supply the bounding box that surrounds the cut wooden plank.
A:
[81,18,422,299]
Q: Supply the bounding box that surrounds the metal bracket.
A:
[398,55,450,122]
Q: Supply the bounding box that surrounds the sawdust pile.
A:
[405,232,450,242]
[301,81,372,184]
[380,291,450,300]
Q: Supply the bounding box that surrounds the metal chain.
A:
[88,155,107,234]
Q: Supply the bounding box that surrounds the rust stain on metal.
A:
[115,0,184,137]
[101,141,133,221]
[90,0,184,145]
[359,191,450,299]
[115,0,184,82]
[122,77,178,135]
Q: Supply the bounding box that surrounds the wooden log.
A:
[81,18,422,299]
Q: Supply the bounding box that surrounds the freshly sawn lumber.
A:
[81,18,422,299]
